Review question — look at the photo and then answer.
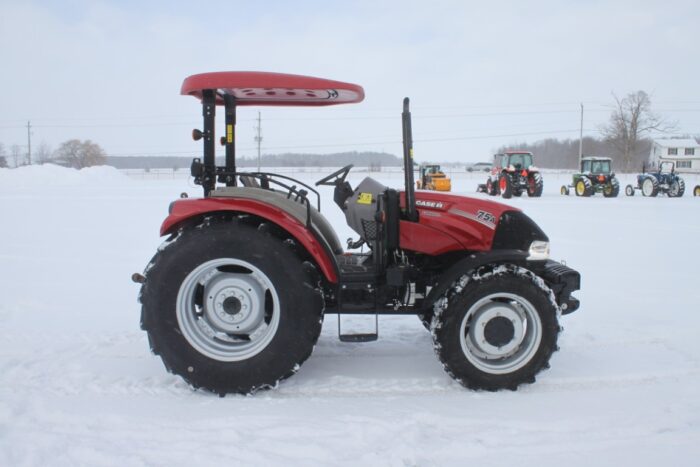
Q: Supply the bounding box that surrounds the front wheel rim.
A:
[459,293,542,374]
[176,258,281,362]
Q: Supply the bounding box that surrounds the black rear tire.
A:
[431,265,560,391]
[669,178,685,197]
[500,175,513,199]
[527,173,543,197]
[603,178,620,198]
[139,219,324,395]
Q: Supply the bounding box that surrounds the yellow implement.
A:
[417,164,452,191]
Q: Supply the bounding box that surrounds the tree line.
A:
[498,91,696,172]
[0,139,105,169]
[496,136,654,171]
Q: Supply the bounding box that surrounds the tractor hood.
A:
[400,190,549,254]
[347,177,548,255]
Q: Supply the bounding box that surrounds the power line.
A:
[104,128,590,156]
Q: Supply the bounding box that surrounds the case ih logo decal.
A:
[416,200,445,209]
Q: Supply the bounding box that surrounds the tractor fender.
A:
[160,197,339,283]
[422,250,530,311]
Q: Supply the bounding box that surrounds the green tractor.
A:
[561,157,619,197]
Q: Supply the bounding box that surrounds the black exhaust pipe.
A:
[402,98,418,222]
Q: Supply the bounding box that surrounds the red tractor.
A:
[134,72,580,395]
[478,151,543,199]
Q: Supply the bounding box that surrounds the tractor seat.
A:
[210,186,344,255]
[239,175,261,188]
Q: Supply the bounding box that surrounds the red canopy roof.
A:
[181,71,365,106]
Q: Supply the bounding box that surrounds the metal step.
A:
[337,314,378,343]
[339,333,378,343]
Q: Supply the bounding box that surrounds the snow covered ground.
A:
[1,165,699,466]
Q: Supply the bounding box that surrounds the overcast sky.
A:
[1,0,698,164]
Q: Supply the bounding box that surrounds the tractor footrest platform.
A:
[337,253,377,283]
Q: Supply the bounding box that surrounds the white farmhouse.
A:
[649,138,700,173]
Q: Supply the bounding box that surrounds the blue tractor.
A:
[625,161,686,197]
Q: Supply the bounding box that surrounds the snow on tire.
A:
[670,178,685,198]
[431,264,560,391]
[527,172,543,197]
[139,218,324,395]
[499,175,513,199]
[604,178,619,198]
[642,176,658,197]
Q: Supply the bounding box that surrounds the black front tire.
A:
[641,176,658,197]
[431,265,560,391]
[486,178,498,196]
[139,219,324,395]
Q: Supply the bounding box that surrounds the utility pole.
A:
[578,103,583,168]
[254,111,262,172]
[26,121,32,165]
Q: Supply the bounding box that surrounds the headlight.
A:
[528,240,550,260]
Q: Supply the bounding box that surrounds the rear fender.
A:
[161,198,338,283]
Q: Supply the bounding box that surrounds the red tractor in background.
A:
[134,72,580,396]
[478,151,543,199]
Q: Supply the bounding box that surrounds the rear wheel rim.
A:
[459,293,542,374]
[642,178,654,196]
[499,177,506,192]
[176,258,281,362]
[576,181,585,195]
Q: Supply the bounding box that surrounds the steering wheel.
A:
[315,164,354,186]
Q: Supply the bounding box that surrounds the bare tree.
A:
[0,142,7,169]
[601,91,675,171]
[54,139,106,169]
[10,144,23,167]
[0,143,6,168]
[35,142,53,165]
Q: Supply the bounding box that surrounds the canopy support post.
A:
[223,94,237,187]
[202,89,216,196]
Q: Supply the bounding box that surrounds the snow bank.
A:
[0,164,131,189]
